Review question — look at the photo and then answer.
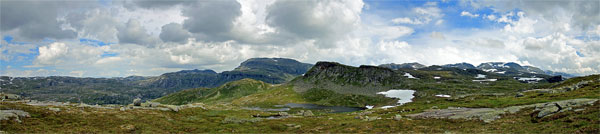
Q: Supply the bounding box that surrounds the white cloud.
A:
[430,31,445,40]
[485,14,497,21]
[391,17,423,25]
[367,25,414,40]
[460,11,479,18]
[502,12,537,34]
[117,19,159,46]
[1,0,599,77]
[516,33,598,75]
[95,57,123,65]
[266,0,364,47]
[36,42,69,65]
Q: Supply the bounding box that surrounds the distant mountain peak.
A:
[378,62,426,70]
[441,62,475,69]
[233,57,313,75]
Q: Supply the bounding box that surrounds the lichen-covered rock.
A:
[393,114,403,121]
[132,98,142,106]
[302,110,314,117]
[141,101,160,107]
[278,112,289,117]
[48,107,61,112]
[0,93,20,100]
[0,110,30,123]
[166,105,180,112]
[363,116,379,121]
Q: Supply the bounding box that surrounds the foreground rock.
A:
[133,98,142,106]
[298,110,314,117]
[0,110,30,123]
[407,99,597,123]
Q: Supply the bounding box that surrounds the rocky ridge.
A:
[407,98,598,123]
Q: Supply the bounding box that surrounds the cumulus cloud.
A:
[117,19,159,46]
[159,23,191,43]
[502,12,537,34]
[516,33,599,75]
[0,1,86,40]
[36,42,70,65]
[65,9,121,42]
[33,42,107,66]
[1,0,598,77]
[182,0,242,41]
[266,0,364,47]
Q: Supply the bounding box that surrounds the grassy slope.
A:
[1,75,598,133]
[153,78,271,105]
[231,84,306,107]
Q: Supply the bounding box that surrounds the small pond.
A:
[284,103,366,113]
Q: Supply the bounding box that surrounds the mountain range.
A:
[0,58,575,105]
[0,58,312,104]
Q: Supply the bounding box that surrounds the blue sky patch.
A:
[80,38,112,46]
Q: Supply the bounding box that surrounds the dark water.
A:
[244,103,366,113]
[284,103,366,113]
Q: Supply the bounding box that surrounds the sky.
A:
[0,0,599,77]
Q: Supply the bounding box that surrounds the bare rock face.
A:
[303,62,399,86]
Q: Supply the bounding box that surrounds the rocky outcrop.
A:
[532,99,597,118]
[0,110,30,123]
[407,99,597,123]
[301,61,402,86]
[0,93,20,100]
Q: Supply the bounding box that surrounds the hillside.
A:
[153,78,271,105]
[139,57,313,89]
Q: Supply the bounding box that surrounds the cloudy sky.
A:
[1,0,598,77]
